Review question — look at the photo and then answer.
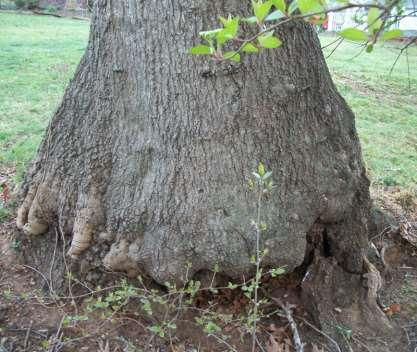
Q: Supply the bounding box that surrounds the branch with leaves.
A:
[189,0,407,61]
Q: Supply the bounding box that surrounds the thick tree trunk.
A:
[17,0,370,291]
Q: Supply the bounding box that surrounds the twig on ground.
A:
[31,10,89,21]
[279,302,306,352]
[22,265,52,294]
[49,229,59,296]
[23,320,33,351]
[5,327,47,339]
[262,289,305,352]
[380,243,391,272]
[47,315,65,352]
[370,226,392,241]
[352,335,373,352]
[31,10,62,17]
[293,315,342,352]
[256,336,267,352]
[208,333,239,352]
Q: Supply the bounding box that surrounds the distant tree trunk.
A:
[18,0,370,295]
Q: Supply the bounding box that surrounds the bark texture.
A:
[17,0,371,288]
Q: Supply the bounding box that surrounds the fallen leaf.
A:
[390,303,401,313]
[383,303,401,316]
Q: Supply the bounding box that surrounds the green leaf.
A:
[224,51,241,62]
[149,325,162,334]
[258,32,282,48]
[339,28,368,42]
[381,29,403,41]
[242,42,259,53]
[252,172,261,180]
[265,10,284,21]
[258,162,266,177]
[215,30,229,45]
[288,0,299,14]
[242,16,258,23]
[263,171,273,180]
[271,267,286,277]
[367,8,382,34]
[199,28,222,39]
[204,321,221,334]
[297,0,323,14]
[219,15,240,38]
[366,43,373,53]
[272,0,286,13]
[189,45,213,55]
[368,11,382,32]
[252,0,273,22]
[213,16,240,45]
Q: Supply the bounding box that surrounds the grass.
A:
[0,12,88,179]
[321,34,417,187]
[0,12,416,187]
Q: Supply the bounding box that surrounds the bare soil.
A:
[1,180,416,352]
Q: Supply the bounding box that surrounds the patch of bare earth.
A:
[370,187,417,352]
[0,183,416,351]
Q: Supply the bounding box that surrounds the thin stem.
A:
[251,189,263,352]
[388,36,416,76]
[220,1,399,61]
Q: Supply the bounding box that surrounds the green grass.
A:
[0,12,89,179]
[0,13,416,186]
[321,34,417,187]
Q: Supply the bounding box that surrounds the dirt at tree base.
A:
[1,187,416,352]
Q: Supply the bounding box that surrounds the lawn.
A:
[0,12,88,180]
[321,34,417,187]
[0,12,416,186]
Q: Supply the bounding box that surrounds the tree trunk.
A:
[17,0,370,290]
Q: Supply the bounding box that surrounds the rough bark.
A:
[17,0,370,290]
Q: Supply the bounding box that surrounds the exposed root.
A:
[103,239,141,278]
[67,194,104,258]
[362,256,383,303]
[18,182,104,258]
[16,186,36,230]
[17,184,56,236]
[67,208,96,258]
[22,219,49,237]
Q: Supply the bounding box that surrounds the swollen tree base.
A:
[16,0,371,285]
[14,216,397,352]
[14,1,392,347]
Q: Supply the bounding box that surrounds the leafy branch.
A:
[189,0,405,61]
